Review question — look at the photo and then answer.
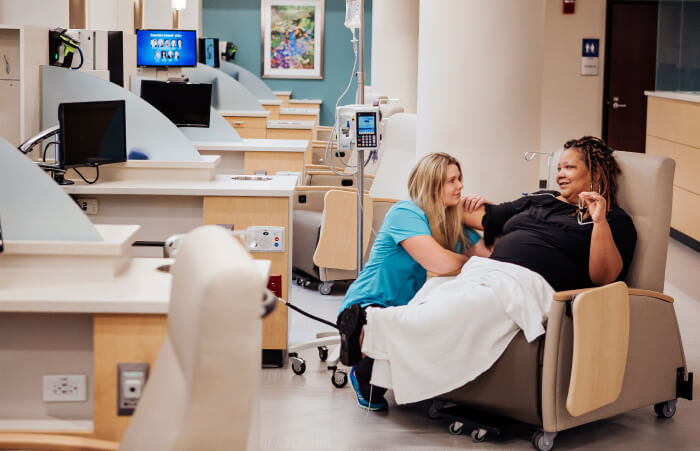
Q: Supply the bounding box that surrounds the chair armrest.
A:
[0,433,118,450]
[565,282,630,417]
[295,186,370,194]
[426,269,461,278]
[553,287,674,303]
[313,190,373,271]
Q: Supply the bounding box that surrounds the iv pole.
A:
[355,0,365,273]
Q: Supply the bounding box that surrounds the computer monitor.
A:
[136,29,197,67]
[140,80,213,128]
[198,37,220,68]
[58,100,127,169]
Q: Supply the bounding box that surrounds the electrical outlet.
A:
[42,374,87,402]
[246,226,285,252]
[117,363,149,415]
[76,198,98,215]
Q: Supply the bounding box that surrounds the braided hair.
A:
[563,136,620,212]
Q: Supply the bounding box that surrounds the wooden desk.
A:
[274,90,291,107]
[260,99,283,120]
[266,120,315,141]
[220,110,271,139]
[193,138,309,176]
[0,258,269,442]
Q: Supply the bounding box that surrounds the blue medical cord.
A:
[72,46,84,70]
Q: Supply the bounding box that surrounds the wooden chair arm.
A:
[554,286,673,303]
[566,281,630,417]
[0,433,119,450]
[313,190,373,270]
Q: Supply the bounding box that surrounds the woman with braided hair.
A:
[337,136,638,407]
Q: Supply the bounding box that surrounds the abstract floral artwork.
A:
[261,0,324,79]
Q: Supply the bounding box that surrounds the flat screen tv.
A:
[198,37,220,68]
[58,100,127,169]
[136,29,197,67]
[140,80,212,128]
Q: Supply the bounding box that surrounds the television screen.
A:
[58,100,127,169]
[136,29,197,67]
[140,80,212,128]
[198,37,220,68]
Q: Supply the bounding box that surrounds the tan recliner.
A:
[293,113,416,294]
[0,226,266,451]
[431,151,693,450]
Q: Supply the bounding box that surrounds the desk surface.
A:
[192,138,308,153]
[219,109,271,117]
[645,90,700,104]
[62,174,298,197]
[0,259,271,314]
[267,120,315,129]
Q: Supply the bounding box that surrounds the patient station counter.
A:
[59,160,297,368]
[0,224,270,441]
[193,138,309,175]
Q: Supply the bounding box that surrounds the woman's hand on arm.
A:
[462,194,489,230]
[581,192,623,285]
[400,235,468,275]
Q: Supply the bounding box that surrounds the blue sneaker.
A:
[349,366,388,411]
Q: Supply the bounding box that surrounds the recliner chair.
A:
[428,151,693,450]
[0,226,267,450]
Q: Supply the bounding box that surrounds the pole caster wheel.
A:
[331,369,348,388]
[471,428,487,443]
[448,421,464,435]
[291,356,306,375]
[318,346,329,361]
[654,399,677,418]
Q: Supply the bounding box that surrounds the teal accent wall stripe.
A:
[203,0,372,126]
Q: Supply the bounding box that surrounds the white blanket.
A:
[362,257,554,404]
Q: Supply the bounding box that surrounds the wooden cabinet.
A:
[0,80,20,145]
[646,94,700,242]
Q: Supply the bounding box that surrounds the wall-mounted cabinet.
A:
[0,25,48,147]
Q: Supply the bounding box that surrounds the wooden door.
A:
[603,1,658,153]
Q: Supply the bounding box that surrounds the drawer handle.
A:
[3,55,9,75]
[231,121,245,125]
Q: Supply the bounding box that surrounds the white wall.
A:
[539,0,607,158]
[0,0,69,27]
[371,0,419,112]
[416,0,545,202]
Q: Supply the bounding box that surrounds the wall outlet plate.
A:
[76,198,98,215]
[42,374,87,402]
[246,226,285,253]
[117,363,149,416]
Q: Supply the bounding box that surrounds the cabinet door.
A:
[0,80,20,146]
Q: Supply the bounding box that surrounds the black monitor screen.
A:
[58,100,127,169]
[140,80,212,128]
[198,37,220,68]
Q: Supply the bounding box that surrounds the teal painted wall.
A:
[202,0,372,126]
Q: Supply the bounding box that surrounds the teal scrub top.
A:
[339,200,481,313]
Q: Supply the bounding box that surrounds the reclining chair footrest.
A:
[677,368,693,401]
[436,404,521,438]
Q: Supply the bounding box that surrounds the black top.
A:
[483,191,637,291]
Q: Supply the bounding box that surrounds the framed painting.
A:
[261,0,324,79]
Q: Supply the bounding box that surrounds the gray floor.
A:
[259,239,700,450]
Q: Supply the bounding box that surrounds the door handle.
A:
[611,96,627,109]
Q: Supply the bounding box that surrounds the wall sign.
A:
[581,38,599,76]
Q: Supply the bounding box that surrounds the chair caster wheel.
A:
[331,369,348,388]
[654,399,677,418]
[471,428,487,443]
[291,357,306,375]
[531,430,556,451]
[319,281,333,295]
[424,399,442,420]
[318,346,328,361]
[303,279,311,287]
[448,421,464,435]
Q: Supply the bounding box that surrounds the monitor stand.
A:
[53,172,74,185]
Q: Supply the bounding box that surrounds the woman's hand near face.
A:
[462,194,489,213]
[579,191,607,224]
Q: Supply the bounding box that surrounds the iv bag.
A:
[344,0,361,30]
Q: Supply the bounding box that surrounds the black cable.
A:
[42,141,59,162]
[72,165,99,184]
[278,298,338,329]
